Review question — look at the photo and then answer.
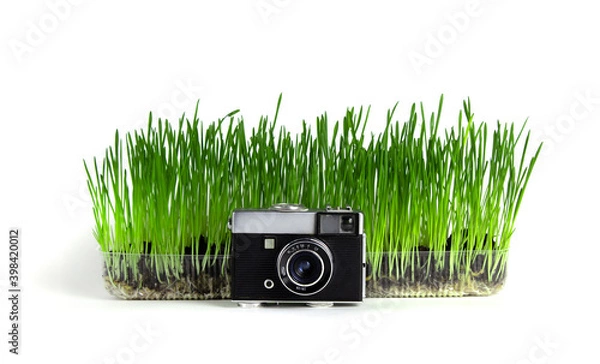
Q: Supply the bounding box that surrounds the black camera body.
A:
[229,203,366,306]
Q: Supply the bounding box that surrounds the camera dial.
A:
[269,203,309,212]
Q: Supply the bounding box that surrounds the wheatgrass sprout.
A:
[85,95,541,297]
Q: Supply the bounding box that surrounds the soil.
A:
[365,247,507,298]
[366,275,505,298]
[103,274,231,300]
[102,253,231,300]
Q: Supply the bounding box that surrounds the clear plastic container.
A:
[101,253,230,300]
[366,250,508,297]
[101,250,507,299]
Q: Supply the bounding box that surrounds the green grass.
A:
[85,95,541,284]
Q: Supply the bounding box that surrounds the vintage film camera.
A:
[229,203,366,307]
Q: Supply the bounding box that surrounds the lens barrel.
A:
[277,239,333,296]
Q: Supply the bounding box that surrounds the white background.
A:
[1,1,599,363]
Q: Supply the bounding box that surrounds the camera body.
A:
[230,203,366,306]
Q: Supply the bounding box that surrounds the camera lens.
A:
[289,252,322,285]
[277,238,334,296]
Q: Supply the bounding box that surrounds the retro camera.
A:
[229,203,366,307]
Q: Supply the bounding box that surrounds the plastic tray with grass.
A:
[84,95,540,299]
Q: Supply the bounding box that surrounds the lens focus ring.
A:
[276,239,333,296]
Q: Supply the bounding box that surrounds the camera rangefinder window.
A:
[340,215,355,233]
[318,213,358,235]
